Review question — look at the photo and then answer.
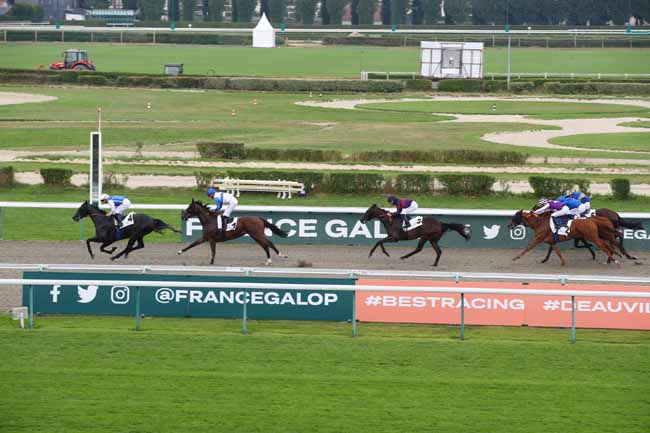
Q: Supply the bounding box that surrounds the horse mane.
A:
[87,202,106,214]
[194,200,211,211]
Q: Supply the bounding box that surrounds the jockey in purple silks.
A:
[534,197,571,233]
[387,195,419,228]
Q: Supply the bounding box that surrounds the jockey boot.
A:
[402,215,410,229]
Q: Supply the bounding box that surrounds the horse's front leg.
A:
[111,237,137,261]
[177,237,207,255]
[513,236,544,262]
[369,238,393,258]
[99,241,117,254]
[551,243,566,266]
[85,237,100,259]
[541,245,553,263]
[209,239,217,265]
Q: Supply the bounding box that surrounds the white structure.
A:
[252,13,275,48]
[419,41,484,79]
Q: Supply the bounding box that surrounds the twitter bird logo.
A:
[482,225,501,240]
[77,285,99,303]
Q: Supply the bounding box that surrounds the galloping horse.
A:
[537,207,643,262]
[508,210,621,266]
[72,200,180,260]
[177,199,289,265]
[360,204,471,266]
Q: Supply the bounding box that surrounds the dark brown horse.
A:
[538,207,642,262]
[360,204,471,266]
[508,210,621,266]
[72,200,180,261]
[177,199,289,265]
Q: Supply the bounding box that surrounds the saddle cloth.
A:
[549,217,574,236]
[403,216,423,231]
[217,216,238,231]
[120,213,135,228]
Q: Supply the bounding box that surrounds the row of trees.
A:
[120,0,650,25]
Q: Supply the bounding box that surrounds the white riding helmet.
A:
[537,197,549,207]
[99,193,110,201]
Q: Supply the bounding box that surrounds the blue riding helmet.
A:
[387,195,397,203]
[206,187,216,196]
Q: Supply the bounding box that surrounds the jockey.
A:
[565,190,591,216]
[100,193,131,225]
[207,186,238,226]
[387,195,419,228]
[557,194,583,217]
[534,197,571,233]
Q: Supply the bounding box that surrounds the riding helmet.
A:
[100,193,109,201]
[206,187,216,196]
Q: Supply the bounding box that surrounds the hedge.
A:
[610,178,631,200]
[40,168,73,185]
[352,149,527,165]
[392,174,435,194]
[528,176,591,198]
[0,69,404,93]
[0,166,15,187]
[543,82,650,95]
[437,174,496,196]
[196,142,246,159]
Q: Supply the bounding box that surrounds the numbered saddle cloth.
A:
[403,216,423,231]
[549,216,573,236]
[120,213,135,228]
[217,216,238,231]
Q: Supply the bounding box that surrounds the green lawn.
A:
[1,185,649,241]
[0,43,649,77]
[550,132,650,152]
[358,100,650,120]
[3,84,650,162]
[0,315,648,433]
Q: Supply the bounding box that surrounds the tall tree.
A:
[182,0,196,20]
[234,0,255,21]
[357,0,375,24]
[390,0,406,24]
[321,0,331,24]
[420,0,440,24]
[206,0,225,20]
[351,0,360,24]
[296,0,317,23]
[411,0,424,24]
[443,0,469,24]
[325,0,346,23]
[140,0,165,20]
[268,0,286,23]
[381,0,391,24]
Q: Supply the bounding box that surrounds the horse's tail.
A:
[442,222,471,241]
[153,218,181,234]
[263,219,288,238]
[618,218,644,231]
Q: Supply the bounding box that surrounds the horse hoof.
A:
[265,260,272,266]
[177,251,183,256]
[279,253,288,258]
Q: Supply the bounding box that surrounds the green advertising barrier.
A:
[23,272,355,321]
[181,211,650,250]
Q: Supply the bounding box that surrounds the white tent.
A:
[253,13,275,48]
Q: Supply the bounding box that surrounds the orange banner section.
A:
[356,279,650,330]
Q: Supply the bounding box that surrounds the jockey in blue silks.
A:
[207,187,238,226]
[565,190,591,216]
[100,193,131,225]
[557,194,583,217]
[387,195,419,228]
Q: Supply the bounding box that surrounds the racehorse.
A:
[72,200,180,260]
[536,207,643,262]
[177,199,289,265]
[360,204,471,266]
[508,210,621,266]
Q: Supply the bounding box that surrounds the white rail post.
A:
[571,295,576,343]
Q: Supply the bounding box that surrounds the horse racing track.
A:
[1,241,649,433]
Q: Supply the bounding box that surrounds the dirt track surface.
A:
[1,241,647,311]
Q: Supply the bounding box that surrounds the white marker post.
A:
[89,108,103,205]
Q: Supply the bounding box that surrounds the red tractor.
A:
[49,49,96,71]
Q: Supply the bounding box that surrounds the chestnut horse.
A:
[177,199,288,265]
[360,204,471,266]
[508,210,621,266]
[537,207,643,262]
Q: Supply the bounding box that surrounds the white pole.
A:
[507,34,511,90]
[97,107,102,132]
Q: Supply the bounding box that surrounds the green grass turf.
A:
[0,315,648,433]
[620,120,650,128]
[2,84,649,162]
[1,185,648,241]
[1,43,650,77]
[550,132,650,152]
[358,100,650,119]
